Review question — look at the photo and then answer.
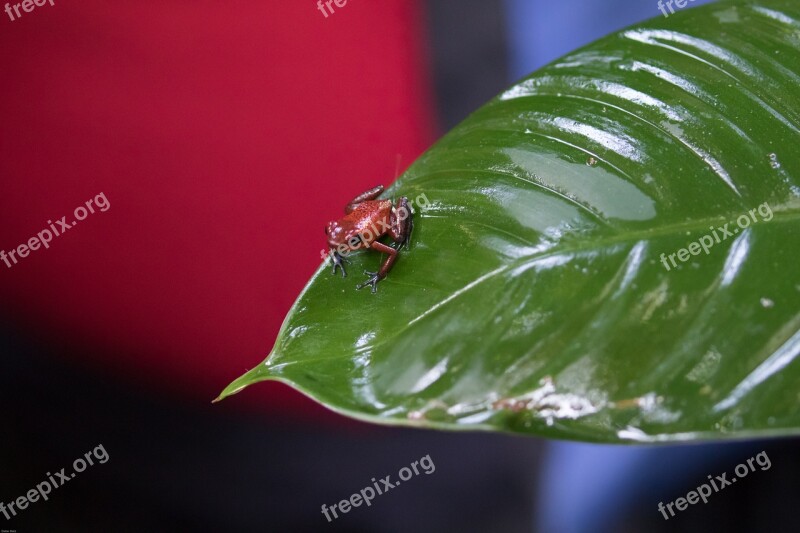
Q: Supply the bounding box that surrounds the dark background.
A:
[1,1,797,531]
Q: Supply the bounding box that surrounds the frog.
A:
[324,185,413,293]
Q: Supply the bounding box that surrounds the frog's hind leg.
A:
[389,197,413,249]
[356,241,397,293]
[345,185,384,213]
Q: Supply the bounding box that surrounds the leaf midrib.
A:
[267,210,800,374]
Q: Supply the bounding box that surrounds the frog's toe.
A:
[332,264,346,277]
[356,270,383,293]
[330,251,350,277]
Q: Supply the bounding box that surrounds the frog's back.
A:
[347,200,392,235]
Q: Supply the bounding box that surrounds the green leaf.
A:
[217,0,800,443]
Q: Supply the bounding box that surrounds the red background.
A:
[0,0,434,416]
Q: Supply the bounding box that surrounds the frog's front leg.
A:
[345,185,384,214]
[356,241,397,293]
[329,250,350,277]
[389,196,413,249]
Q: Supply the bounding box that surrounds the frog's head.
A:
[325,220,346,248]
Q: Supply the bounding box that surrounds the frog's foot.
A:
[356,270,384,293]
[330,251,350,277]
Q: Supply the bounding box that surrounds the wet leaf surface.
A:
[218,0,800,443]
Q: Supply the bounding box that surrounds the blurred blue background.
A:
[495,2,782,532]
[505,0,713,79]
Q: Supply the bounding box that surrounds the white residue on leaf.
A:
[637,392,681,424]
[491,376,601,425]
[713,7,740,23]
[686,348,722,383]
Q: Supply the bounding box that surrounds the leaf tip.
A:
[213,359,275,404]
[213,378,249,404]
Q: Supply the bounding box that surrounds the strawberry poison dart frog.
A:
[324,185,413,292]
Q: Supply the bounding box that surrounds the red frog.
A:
[324,185,413,292]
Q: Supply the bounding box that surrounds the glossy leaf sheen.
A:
[219,0,800,443]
